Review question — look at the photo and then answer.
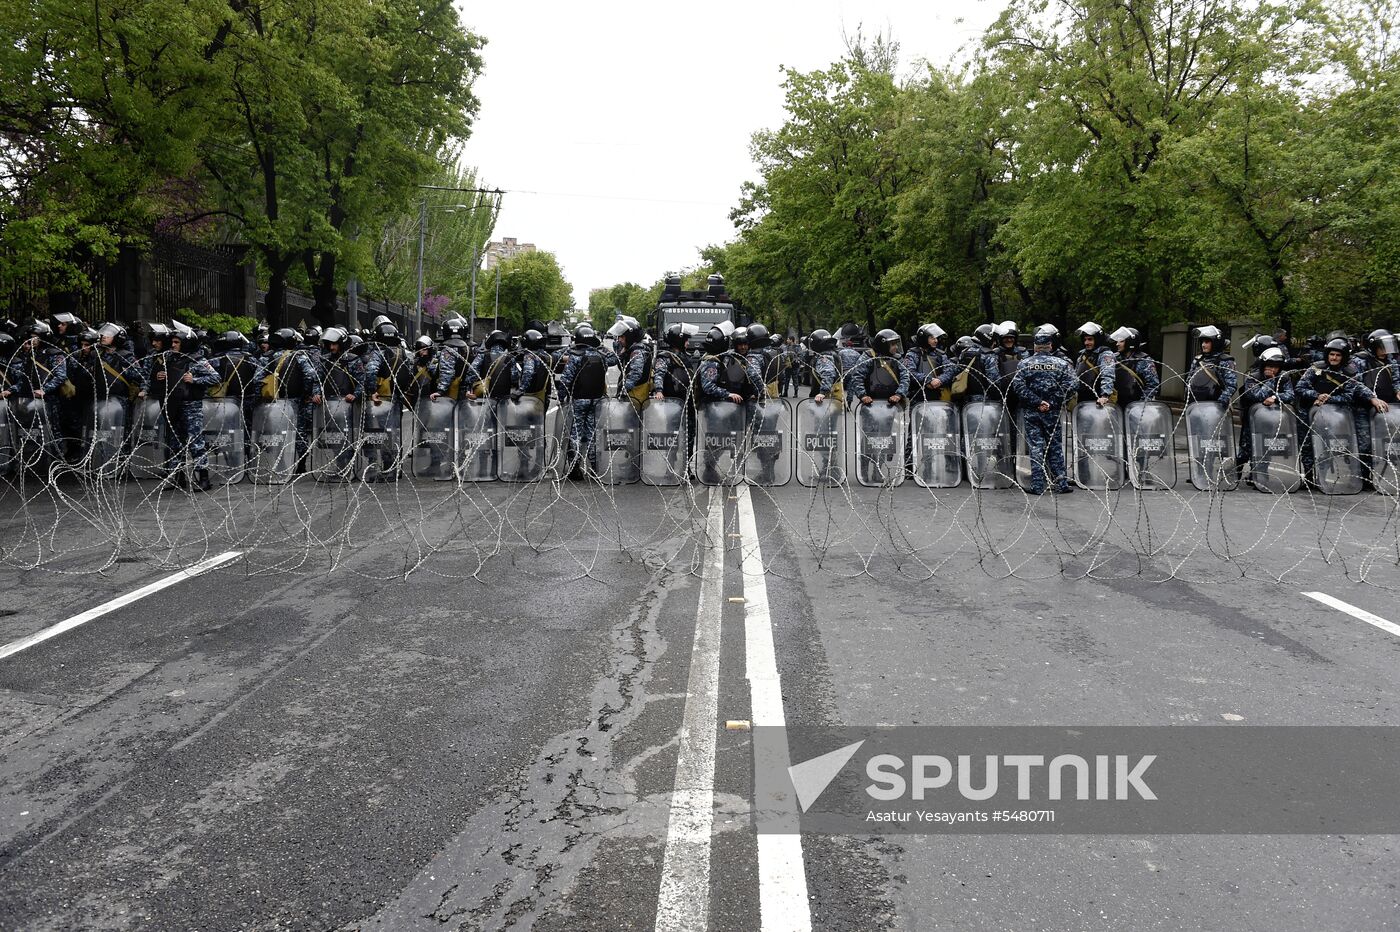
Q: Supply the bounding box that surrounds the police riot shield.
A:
[201,397,245,486]
[497,396,546,482]
[128,398,167,480]
[249,398,298,484]
[410,397,455,481]
[641,397,688,487]
[695,401,745,486]
[361,400,402,482]
[854,402,906,488]
[911,402,961,488]
[596,397,641,484]
[1247,404,1301,494]
[455,397,497,482]
[1124,401,1176,490]
[1308,404,1363,495]
[1371,409,1400,495]
[1184,401,1238,491]
[12,398,57,476]
[311,399,360,482]
[1071,403,1125,491]
[795,398,846,487]
[0,401,15,479]
[963,401,1014,490]
[744,398,792,487]
[544,399,572,481]
[86,399,128,479]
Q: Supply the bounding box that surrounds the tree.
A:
[587,282,650,331]
[0,0,228,298]
[490,250,573,333]
[985,0,1325,330]
[736,35,913,335]
[367,159,499,310]
[199,0,484,327]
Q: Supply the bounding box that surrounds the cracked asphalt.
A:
[1,478,1399,930]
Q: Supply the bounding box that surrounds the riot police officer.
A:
[140,324,220,490]
[1236,347,1296,482]
[68,323,142,461]
[555,323,616,478]
[1360,330,1399,403]
[514,330,552,404]
[846,329,910,406]
[651,323,699,402]
[1073,322,1117,407]
[982,321,1027,403]
[471,330,517,402]
[804,329,842,404]
[607,316,652,409]
[1185,326,1238,408]
[1011,328,1076,494]
[695,326,762,483]
[1108,327,1160,405]
[1296,338,1389,485]
[903,323,955,403]
[250,327,324,469]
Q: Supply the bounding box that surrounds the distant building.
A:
[483,237,536,270]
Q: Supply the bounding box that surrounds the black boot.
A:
[194,468,212,492]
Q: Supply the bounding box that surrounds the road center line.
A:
[655,489,726,932]
[1302,591,1400,640]
[0,551,244,662]
[736,485,812,932]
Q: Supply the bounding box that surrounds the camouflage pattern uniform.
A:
[1010,349,1077,493]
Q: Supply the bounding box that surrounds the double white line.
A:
[655,488,811,932]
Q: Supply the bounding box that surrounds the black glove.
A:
[510,389,522,402]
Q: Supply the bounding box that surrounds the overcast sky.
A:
[454,1,1002,308]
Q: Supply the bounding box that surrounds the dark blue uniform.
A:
[141,351,221,470]
[1011,351,1076,493]
[1185,352,1238,407]
[845,353,912,402]
[902,346,955,402]
[556,345,617,474]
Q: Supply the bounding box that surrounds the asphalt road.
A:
[1,476,1399,931]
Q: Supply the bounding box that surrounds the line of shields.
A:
[3,394,1397,495]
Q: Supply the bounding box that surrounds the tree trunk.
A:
[312,251,339,328]
[263,253,296,329]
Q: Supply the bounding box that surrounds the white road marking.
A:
[655,490,726,932]
[1302,592,1400,640]
[0,551,244,661]
[736,485,812,932]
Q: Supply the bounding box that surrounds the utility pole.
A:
[493,264,501,330]
[468,244,480,340]
[414,199,427,337]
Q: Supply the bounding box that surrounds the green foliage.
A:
[366,160,499,309]
[170,308,259,336]
[720,0,1400,344]
[0,0,486,329]
[0,0,227,291]
[490,251,574,333]
[588,282,652,331]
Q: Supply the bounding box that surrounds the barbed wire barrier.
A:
[1,359,1397,592]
